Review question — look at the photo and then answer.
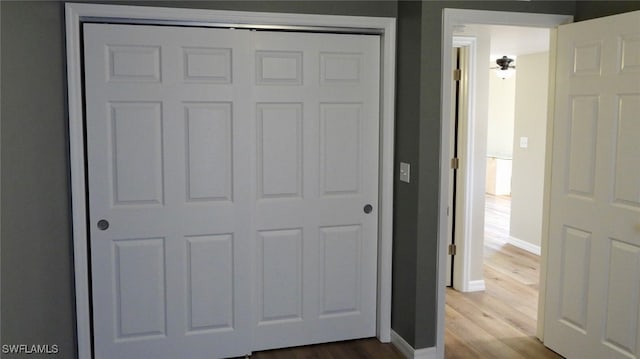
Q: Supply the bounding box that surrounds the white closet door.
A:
[84,24,253,359]
[249,31,380,351]
[544,11,640,359]
[84,23,380,359]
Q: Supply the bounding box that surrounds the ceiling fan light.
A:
[495,67,515,79]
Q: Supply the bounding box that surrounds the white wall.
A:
[486,69,516,196]
[510,51,550,251]
[487,68,516,158]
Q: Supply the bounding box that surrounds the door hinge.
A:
[451,157,460,170]
[448,244,457,256]
[453,69,462,81]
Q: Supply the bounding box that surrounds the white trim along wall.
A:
[391,330,437,359]
[65,3,396,358]
[509,236,542,256]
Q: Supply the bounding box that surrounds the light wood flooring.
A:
[243,194,561,358]
[445,194,562,359]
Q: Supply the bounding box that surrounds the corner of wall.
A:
[391,330,438,359]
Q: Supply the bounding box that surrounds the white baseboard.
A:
[509,236,541,256]
[391,330,437,359]
[466,279,486,292]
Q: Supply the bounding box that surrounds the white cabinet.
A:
[485,156,512,195]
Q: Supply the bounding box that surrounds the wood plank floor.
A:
[241,194,561,358]
[445,194,563,359]
[247,338,404,359]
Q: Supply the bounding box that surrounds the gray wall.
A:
[575,0,640,21]
[4,0,637,357]
[1,2,76,357]
[0,1,395,358]
[392,0,421,346]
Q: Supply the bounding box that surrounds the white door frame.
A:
[450,36,479,292]
[437,8,572,356]
[65,3,396,358]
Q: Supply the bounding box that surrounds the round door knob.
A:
[364,204,373,214]
[97,219,110,231]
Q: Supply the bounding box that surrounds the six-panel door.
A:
[84,23,380,359]
[544,11,640,359]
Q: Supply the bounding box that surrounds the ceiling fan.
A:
[491,56,516,79]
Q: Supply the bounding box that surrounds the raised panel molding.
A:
[620,34,640,73]
[186,234,234,334]
[256,51,303,85]
[613,94,640,208]
[572,41,602,76]
[108,45,161,82]
[319,103,361,196]
[183,47,232,83]
[566,96,598,199]
[257,103,303,199]
[257,229,303,324]
[113,237,166,341]
[110,102,164,206]
[184,102,233,203]
[603,239,640,357]
[319,225,361,317]
[320,52,362,85]
[559,226,592,332]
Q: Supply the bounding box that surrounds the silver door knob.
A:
[97,219,109,231]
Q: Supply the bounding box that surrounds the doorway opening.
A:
[437,8,574,357]
[453,23,552,286]
[446,24,554,355]
[448,23,552,286]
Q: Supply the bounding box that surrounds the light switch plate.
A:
[520,137,528,148]
[400,162,410,183]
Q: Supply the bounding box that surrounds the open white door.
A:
[544,10,640,359]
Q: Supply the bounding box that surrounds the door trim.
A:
[65,3,396,358]
[438,8,572,358]
[450,36,478,292]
